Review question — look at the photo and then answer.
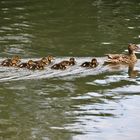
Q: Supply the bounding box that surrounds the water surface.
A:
[0,0,140,140]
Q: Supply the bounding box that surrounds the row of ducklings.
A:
[0,55,99,70]
[1,43,138,70]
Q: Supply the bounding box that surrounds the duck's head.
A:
[12,55,21,63]
[41,57,48,63]
[11,59,18,66]
[12,55,21,60]
[69,57,75,62]
[128,44,139,54]
[91,58,98,64]
[28,60,34,65]
[47,55,54,61]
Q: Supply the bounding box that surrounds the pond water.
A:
[0,0,140,140]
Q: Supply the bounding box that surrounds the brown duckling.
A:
[26,60,45,70]
[34,55,54,66]
[81,58,99,68]
[59,57,76,66]
[36,61,45,70]
[104,44,139,65]
[51,63,66,70]
[1,55,21,67]
[18,59,33,68]
[47,55,54,64]
[26,60,37,70]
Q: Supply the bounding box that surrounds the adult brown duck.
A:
[104,44,139,65]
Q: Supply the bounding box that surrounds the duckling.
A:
[27,60,37,70]
[1,58,11,66]
[18,62,28,68]
[47,55,54,64]
[36,61,45,70]
[51,63,66,70]
[104,44,139,65]
[1,55,21,67]
[59,57,76,66]
[34,55,54,66]
[81,58,99,68]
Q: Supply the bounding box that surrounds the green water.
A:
[0,0,140,140]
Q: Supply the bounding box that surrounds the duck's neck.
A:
[129,51,137,62]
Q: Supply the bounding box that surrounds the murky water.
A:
[0,0,140,140]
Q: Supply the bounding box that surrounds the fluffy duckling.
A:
[104,44,139,65]
[27,60,45,70]
[47,55,54,64]
[59,57,76,66]
[1,55,21,67]
[26,60,37,70]
[18,59,34,68]
[34,55,54,66]
[36,61,45,70]
[81,58,99,68]
[51,63,66,70]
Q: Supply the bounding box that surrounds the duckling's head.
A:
[28,60,34,65]
[41,57,48,63]
[128,44,139,54]
[69,57,75,62]
[47,55,54,61]
[91,58,97,64]
[12,55,21,60]
[11,59,18,66]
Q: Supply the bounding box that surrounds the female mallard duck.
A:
[1,55,21,66]
[81,58,99,68]
[104,44,139,65]
[59,57,76,66]
[51,63,66,70]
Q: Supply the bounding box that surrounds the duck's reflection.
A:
[128,63,139,78]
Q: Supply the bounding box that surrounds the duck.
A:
[26,60,45,70]
[36,61,45,70]
[59,57,76,66]
[1,55,21,67]
[51,63,66,70]
[81,58,99,68]
[104,44,139,65]
[34,55,54,66]
[18,59,34,68]
[26,60,37,70]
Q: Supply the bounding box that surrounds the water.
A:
[0,0,140,140]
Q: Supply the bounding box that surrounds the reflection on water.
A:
[0,0,140,140]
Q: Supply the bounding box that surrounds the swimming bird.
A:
[104,44,139,65]
[51,63,66,70]
[59,57,76,66]
[34,55,54,66]
[81,58,99,68]
[1,55,21,67]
